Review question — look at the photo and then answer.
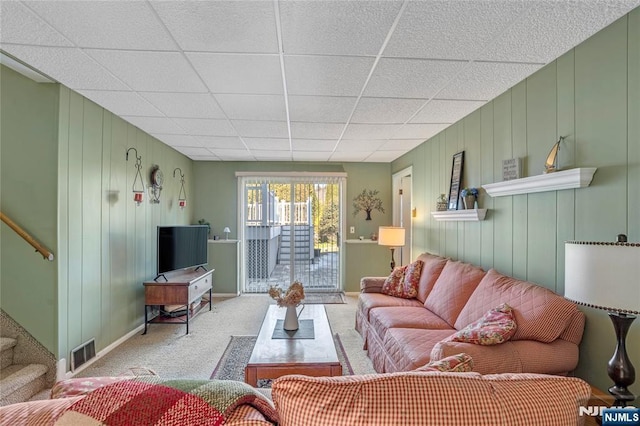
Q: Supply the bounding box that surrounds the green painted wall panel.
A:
[57,87,70,357]
[207,242,239,294]
[462,111,482,266]
[0,66,59,353]
[100,111,113,345]
[480,104,495,270]
[574,17,628,242]
[391,9,639,395]
[555,51,576,296]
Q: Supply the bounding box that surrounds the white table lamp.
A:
[378,226,405,270]
[564,235,640,406]
[223,227,231,240]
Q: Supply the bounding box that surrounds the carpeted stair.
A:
[0,336,49,406]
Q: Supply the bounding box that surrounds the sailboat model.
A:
[544,136,564,174]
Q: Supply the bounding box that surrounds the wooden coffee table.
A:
[244,304,342,386]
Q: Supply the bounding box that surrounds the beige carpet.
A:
[73,294,375,381]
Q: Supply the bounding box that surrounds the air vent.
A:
[70,338,96,372]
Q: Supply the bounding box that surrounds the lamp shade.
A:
[378,226,405,247]
[564,240,640,314]
[223,227,231,233]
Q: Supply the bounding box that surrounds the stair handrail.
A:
[0,211,54,261]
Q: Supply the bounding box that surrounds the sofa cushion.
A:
[455,269,581,343]
[381,260,423,299]
[483,373,591,426]
[383,328,455,371]
[369,306,452,340]
[414,353,474,372]
[445,303,517,345]
[272,372,501,426]
[424,260,486,327]
[357,293,423,321]
[415,253,449,303]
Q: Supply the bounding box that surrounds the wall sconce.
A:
[148,165,163,204]
[173,168,187,209]
[125,148,144,206]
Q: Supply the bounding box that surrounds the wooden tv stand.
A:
[143,268,214,335]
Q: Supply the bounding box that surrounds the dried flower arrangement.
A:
[268,281,305,307]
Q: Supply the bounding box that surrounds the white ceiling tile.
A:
[172,118,237,137]
[365,58,468,99]
[197,136,246,150]
[479,1,640,63]
[152,1,278,53]
[252,150,293,161]
[1,45,129,90]
[140,93,225,119]
[210,149,254,161]
[122,116,186,135]
[174,147,211,157]
[328,151,370,162]
[379,140,424,151]
[279,1,401,55]
[411,100,485,124]
[285,56,374,96]
[364,151,405,162]
[231,120,289,138]
[384,1,527,60]
[243,138,291,151]
[288,96,357,122]
[438,62,543,100]
[336,140,386,152]
[86,50,207,93]
[215,94,286,121]
[191,155,220,161]
[292,152,332,161]
[291,139,337,152]
[152,134,202,148]
[290,122,344,139]
[26,1,177,50]
[78,90,163,117]
[0,2,72,46]
[351,98,426,124]
[392,123,449,140]
[342,124,402,140]
[188,53,283,94]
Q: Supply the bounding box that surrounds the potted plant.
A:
[460,188,479,209]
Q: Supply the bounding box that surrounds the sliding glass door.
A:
[240,175,344,294]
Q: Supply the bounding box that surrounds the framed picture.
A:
[448,151,465,210]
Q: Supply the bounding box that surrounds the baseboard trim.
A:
[212,293,239,297]
[64,324,145,379]
[345,291,360,296]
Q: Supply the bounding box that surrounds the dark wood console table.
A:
[143,268,214,334]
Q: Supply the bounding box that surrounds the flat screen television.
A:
[157,225,208,276]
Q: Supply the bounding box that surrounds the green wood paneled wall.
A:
[0,66,59,352]
[392,11,640,394]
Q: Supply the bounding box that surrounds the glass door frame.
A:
[236,172,347,293]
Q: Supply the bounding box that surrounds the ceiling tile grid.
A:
[1,0,636,162]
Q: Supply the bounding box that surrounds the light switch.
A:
[350,226,355,234]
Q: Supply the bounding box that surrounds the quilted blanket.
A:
[52,377,278,425]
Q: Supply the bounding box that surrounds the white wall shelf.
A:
[431,209,487,221]
[483,167,597,197]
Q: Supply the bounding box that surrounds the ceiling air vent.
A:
[70,338,96,372]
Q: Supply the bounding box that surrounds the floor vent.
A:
[71,338,95,372]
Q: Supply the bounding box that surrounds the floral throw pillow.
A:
[445,303,517,345]
[414,353,474,372]
[381,260,424,299]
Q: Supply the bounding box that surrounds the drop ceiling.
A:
[1,1,638,162]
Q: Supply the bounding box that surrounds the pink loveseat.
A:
[356,252,586,375]
[0,372,592,426]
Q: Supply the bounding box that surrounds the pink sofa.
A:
[355,252,586,375]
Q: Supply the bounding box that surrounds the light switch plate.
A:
[350,226,355,234]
